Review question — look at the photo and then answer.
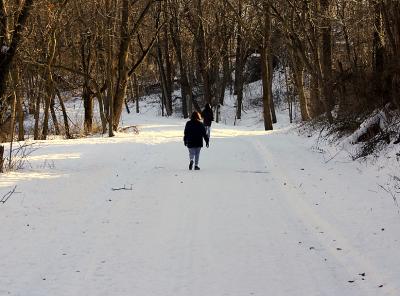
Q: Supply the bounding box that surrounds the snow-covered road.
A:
[1,117,399,296]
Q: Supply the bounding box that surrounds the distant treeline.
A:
[0,0,399,141]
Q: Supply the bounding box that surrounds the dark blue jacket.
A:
[201,108,214,126]
[184,119,209,148]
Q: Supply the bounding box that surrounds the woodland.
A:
[0,0,399,167]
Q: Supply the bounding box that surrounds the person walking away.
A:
[184,111,209,170]
[201,103,214,139]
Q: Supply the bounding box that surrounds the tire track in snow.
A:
[250,137,398,295]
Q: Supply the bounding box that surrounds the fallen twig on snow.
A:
[111,185,133,191]
[0,185,18,204]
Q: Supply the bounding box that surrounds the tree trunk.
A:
[319,0,334,122]
[55,88,71,139]
[169,13,189,118]
[98,92,108,134]
[284,67,293,123]
[94,84,107,134]
[112,0,130,130]
[50,94,60,135]
[372,0,385,105]
[83,85,94,134]
[187,60,194,114]
[27,74,36,115]
[291,52,310,121]
[16,91,24,141]
[9,74,16,143]
[235,37,244,120]
[0,0,34,100]
[157,40,172,116]
[0,1,8,48]
[133,74,140,113]
[163,27,173,114]
[0,145,4,173]
[235,1,245,120]
[124,97,130,114]
[337,60,347,115]
[8,73,17,168]
[42,27,57,140]
[261,6,273,130]
[81,31,94,134]
[42,72,55,140]
[382,1,400,108]
[108,86,114,137]
[33,85,41,140]
[41,82,52,140]
[94,50,107,134]
[179,65,189,119]
[309,73,322,117]
[235,52,244,120]
[261,43,273,131]
[194,0,212,104]
[12,69,24,141]
[219,35,230,106]
[105,0,114,137]
[268,52,277,123]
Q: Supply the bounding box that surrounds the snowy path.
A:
[1,118,400,296]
